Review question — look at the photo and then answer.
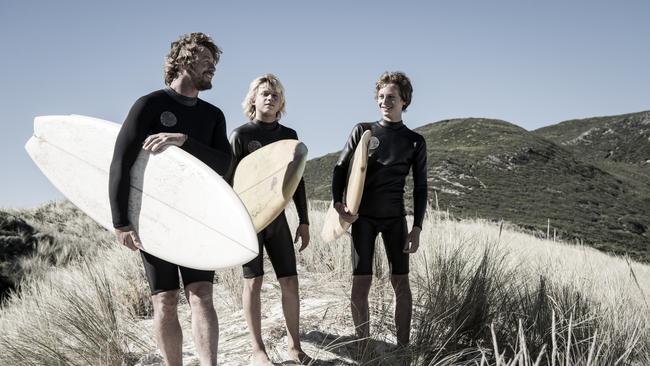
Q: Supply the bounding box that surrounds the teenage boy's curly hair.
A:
[164,32,222,85]
[375,71,413,111]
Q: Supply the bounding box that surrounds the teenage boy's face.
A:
[254,84,281,119]
[187,47,216,91]
[377,83,405,121]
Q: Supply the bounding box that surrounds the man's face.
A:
[187,47,216,91]
[377,83,405,121]
[254,84,282,119]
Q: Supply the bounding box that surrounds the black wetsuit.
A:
[109,88,232,294]
[332,120,427,275]
[228,120,309,279]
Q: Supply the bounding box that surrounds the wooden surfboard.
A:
[25,115,258,270]
[233,139,308,232]
[320,130,372,243]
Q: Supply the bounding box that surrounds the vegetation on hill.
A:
[534,110,650,166]
[534,110,650,248]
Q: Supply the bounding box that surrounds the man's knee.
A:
[152,290,180,316]
[185,281,214,308]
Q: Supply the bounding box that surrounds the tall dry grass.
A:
[0,200,648,365]
[1,201,115,302]
[284,203,650,365]
[0,246,152,365]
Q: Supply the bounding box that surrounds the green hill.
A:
[533,110,650,200]
[304,116,650,261]
[534,110,650,165]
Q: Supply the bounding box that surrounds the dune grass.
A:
[0,245,152,366]
[285,203,650,365]
[0,201,648,365]
[1,201,115,302]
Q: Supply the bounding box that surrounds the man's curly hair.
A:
[375,71,413,111]
[164,32,222,85]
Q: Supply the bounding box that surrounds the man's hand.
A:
[334,202,359,224]
[403,226,421,253]
[294,224,310,252]
[142,133,188,153]
[114,225,143,251]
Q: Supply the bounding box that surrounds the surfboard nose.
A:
[33,115,66,138]
[24,136,39,160]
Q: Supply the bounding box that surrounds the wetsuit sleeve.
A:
[109,97,155,228]
[182,109,232,176]
[412,136,428,229]
[288,129,309,225]
[331,124,365,204]
[225,129,246,185]
[292,179,309,225]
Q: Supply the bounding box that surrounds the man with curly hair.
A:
[109,32,231,365]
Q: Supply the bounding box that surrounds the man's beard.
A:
[192,75,212,91]
[188,68,213,91]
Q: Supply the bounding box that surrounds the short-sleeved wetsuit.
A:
[228,120,309,279]
[332,120,427,275]
[109,88,232,294]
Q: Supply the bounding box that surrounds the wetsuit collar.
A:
[164,87,198,107]
[379,120,405,130]
[252,119,280,130]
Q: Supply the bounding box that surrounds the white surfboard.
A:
[320,130,372,242]
[25,115,258,270]
[233,140,308,233]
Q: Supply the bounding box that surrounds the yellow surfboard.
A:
[320,130,372,243]
[233,139,308,233]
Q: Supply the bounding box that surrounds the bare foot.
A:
[250,349,274,366]
[288,347,312,365]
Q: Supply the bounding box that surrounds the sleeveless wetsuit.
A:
[228,120,309,279]
[109,88,232,294]
[332,120,427,275]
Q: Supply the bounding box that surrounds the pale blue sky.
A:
[1,0,649,208]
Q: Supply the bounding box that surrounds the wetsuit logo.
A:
[368,136,380,154]
[160,111,177,127]
[248,140,262,152]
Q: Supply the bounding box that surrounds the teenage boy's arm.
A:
[404,136,427,253]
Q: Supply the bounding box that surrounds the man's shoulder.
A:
[128,89,168,111]
[197,98,224,115]
[136,89,167,103]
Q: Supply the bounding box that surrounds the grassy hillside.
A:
[0,202,648,365]
[534,110,650,222]
[534,110,650,165]
[0,201,113,301]
[304,117,650,261]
